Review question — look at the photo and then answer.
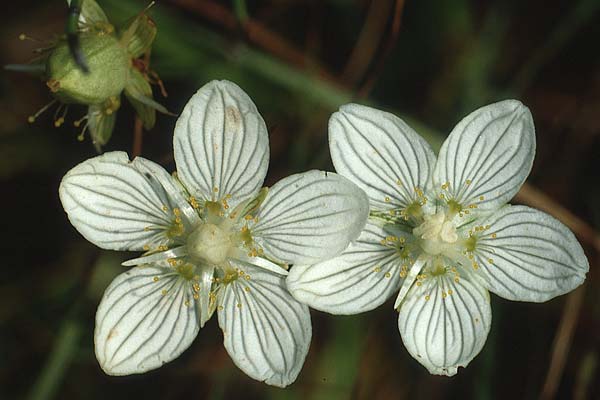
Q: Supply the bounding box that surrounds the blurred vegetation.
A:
[1,0,599,399]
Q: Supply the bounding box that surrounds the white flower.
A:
[59,80,369,387]
[287,101,589,376]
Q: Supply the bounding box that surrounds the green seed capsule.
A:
[46,33,129,105]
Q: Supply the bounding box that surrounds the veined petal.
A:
[59,152,196,251]
[95,265,200,375]
[173,80,269,210]
[434,100,535,211]
[468,205,588,302]
[329,103,436,210]
[218,264,311,387]
[398,273,491,376]
[286,221,403,314]
[252,170,369,265]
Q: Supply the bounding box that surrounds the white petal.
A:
[286,221,403,314]
[59,152,197,251]
[398,273,491,376]
[173,80,269,209]
[329,103,436,210]
[218,264,311,387]
[252,170,369,265]
[469,205,588,302]
[433,100,535,211]
[95,265,200,375]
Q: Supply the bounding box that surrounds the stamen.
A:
[53,104,69,127]
[27,99,58,123]
[76,121,89,142]
[18,33,44,42]
[73,115,88,128]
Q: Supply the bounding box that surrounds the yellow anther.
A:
[491,233,497,238]
[425,295,430,301]
[244,287,250,292]
[479,196,485,201]
[161,289,168,296]
[454,277,460,283]
[153,276,159,282]
[447,289,453,295]
[213,187,219,193]
[184,300,190,307]
[189,196,200,209]
[193,293,199,300]
[162,205,168,211]
[143,245,150,251]
[385,272,391,278]
[236,303,242,309]
[466,179,472,185]
[488,258,494,264]
[384,196,391,203]
[218,305,224,311]
[396,179,403,186]
[373,266,382,273]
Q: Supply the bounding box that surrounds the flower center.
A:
[413,211,458,256]
[187,222,234,266]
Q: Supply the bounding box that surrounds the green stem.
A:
[27,319,83,400]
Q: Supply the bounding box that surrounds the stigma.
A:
[413,211,458,256]
[187,222,234,266]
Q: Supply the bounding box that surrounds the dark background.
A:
[1,0,599,399]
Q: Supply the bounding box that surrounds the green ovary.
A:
[187,223,234,266]
[46,34,130,105]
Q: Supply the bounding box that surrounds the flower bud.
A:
[46,33,130,105]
